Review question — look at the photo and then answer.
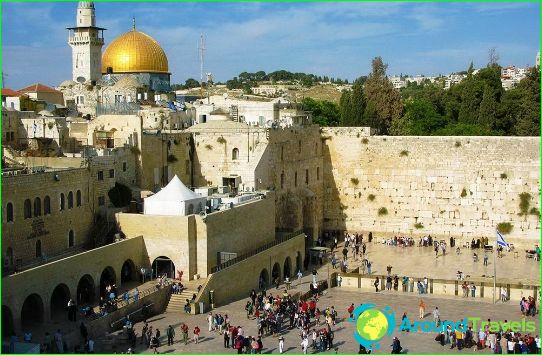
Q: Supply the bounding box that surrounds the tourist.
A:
[80,321,88,343]
[484,252,489,266]
[367,260,372,275]
[133,288,139,302]
[391,337,402,354]
[166,325,175,346]
[471,283,476,298]
[374,277,380,292]
[386,265,393,275]
[208,312,214,331]
[312,268,318,284]
[386,275,392,291]
[462,281,468,297]
[141,322,148,344]
[23,331,32,343]
[181,323,189,345]
[150,334,159,354]
[423,277,429,294]
[336,273,342,287]
[193,325,201,344]
[67,298,77,321]
[301,336,309,354]
[501,288,508,303]
[223,327,230,348]
[54,329,64,353]
[419,300,426,319]
[433,307,441,326]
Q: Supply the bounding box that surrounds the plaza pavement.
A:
[103,278,540,354]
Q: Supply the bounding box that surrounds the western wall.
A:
[321,128,540,247]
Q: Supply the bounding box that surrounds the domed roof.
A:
[59,80,77,88]
[114,75,141,88]
[102,29,169,74]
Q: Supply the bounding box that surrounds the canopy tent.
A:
[143,175,206,216]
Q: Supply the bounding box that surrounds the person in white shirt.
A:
[208,312,214,332]
[278,336,285,354]
[87,338,95,353]
[300,336,309,354]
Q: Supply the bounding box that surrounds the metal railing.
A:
[210,230,304,273]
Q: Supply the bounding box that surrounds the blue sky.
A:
[2,2,540,89]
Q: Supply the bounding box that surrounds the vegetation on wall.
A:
[414,222,424,229]
[378,207,388,216]
[500,173,508,179]
[167,154,178,163]
[497,222,513,234]
[205,144,213,150]
[518,192,532,216]
[368,194,376,201]
[400,150,409,157]
[108,182,132,208]
[350,178,359,185]
[361,138,369,144]
[217,136,227,144]
[460,188,468,198]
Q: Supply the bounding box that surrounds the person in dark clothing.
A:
[391,337,402,354]
[80,322,88,343]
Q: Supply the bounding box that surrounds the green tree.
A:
[364,56,403,134]
[513,67,541,136]
[478,85,498,130]
[339,77,366,126]
[184,78,200,89]
[302,97,340,126]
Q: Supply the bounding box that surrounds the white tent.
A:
[144,175,207,216]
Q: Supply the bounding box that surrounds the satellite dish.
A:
[76,76,86,84]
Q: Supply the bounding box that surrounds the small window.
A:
[6,202,13,222]
[123,162,127,172]
[317,167,320,181]
[68,191,74,209]
[97,171,104,180]
[232,148,239,161]
[76,190,82,207]
[98,196,105,206]
[294,172,298,187]
[280,172,284,190]
[305,169,309,185]
[109,169,115,178]
[44,196,51,215]
[34,197,42,216]
[24,199,32,219]
[68,230,75,248]
[36,240,42,258]
[60,193,65,211]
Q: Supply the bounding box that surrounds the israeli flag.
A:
[496,230,510,250]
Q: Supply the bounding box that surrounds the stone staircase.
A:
[165,288,199,313]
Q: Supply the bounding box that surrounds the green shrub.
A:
[454,141,461,147]
[496,222,513,234]
[519,192,531,215]
[217,136,227,144]
[167,154,178,163]
[414,222,424,229]
[351,178,359,185]
[108,182,132,208]
[205,144,213,150]
[400,150,409,157]
[361,138,369,144]
[500,173,508,179]
[529,207,539,216]
[460,188,467,198]
[378,207,388,216]
[368,194,376,202]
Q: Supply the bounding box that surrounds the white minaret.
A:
[67,1,105,83]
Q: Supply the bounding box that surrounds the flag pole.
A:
[493,237,498,304]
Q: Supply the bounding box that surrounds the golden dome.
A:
[101,30,169,74]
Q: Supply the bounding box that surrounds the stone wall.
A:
[322,129,540,246]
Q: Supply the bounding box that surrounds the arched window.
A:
[6,202,13,222]
[34,197,41,217]
[24,199,32,219]
[44,196,51,215]
[36,240,42,258]
[232,148,239,160]
[187,204,194,215]
[68,230,75,248]
[68,191,74,209]
[76,190,82,207]
[60,193,65,211]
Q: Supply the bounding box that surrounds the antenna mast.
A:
[198,33,206,99]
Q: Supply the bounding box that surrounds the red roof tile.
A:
[18,83,61,94]
[1,88,22,97]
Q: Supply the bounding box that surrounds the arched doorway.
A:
[100,266,117,297]
[283,257,292,279]
[152,256,175,279]
[2,305,14,338]
[121,259,136,283]
[21,294,44,328]
[50,284,71,321]
[77,274,95,305]
[296,251,303,272]
[272,262,281,283]
[259,269,269,289]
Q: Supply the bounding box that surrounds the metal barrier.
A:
[210,230,304,273]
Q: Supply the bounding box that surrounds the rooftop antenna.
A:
[132,16,136,31]
[198,33,206,100]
